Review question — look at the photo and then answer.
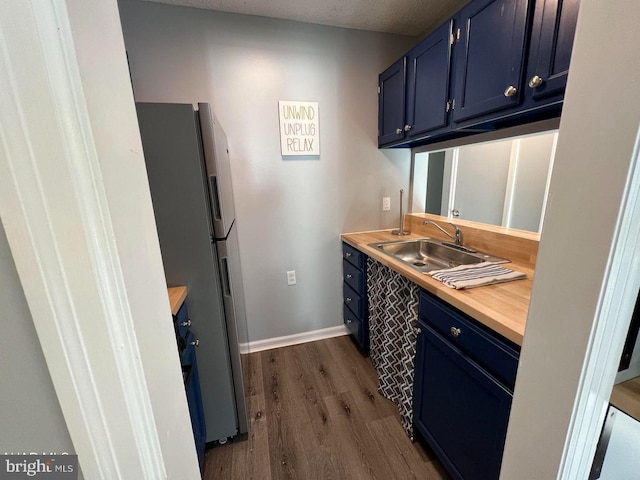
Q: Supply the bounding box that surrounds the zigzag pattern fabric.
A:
[367,258,419,438]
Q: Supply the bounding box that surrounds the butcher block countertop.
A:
[341,214,540,346]
[167,286,188,315]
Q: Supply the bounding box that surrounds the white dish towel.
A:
[427,262,527,290]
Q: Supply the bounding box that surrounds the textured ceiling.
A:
[141,0,469,36]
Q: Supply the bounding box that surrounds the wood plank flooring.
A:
[204,335,450,480]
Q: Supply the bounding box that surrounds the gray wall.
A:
[0,221,75,456]
[118,1,414,342]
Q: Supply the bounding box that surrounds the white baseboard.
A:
[239,325,349,354]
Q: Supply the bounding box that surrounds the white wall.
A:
[0,222,76,458]
[118,0,414,342]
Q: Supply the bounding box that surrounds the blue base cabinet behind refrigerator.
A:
[175,303,206,472]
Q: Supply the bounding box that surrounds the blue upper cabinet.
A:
[378,57,407,146]
[525,0,580,102]
[451,0,531,124]
[377,0,580,147]
[405,21,454,139]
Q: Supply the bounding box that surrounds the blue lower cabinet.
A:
[342,243,369,353]
[182,340,206,472]
[413,290,520,480]
[173,302,206,474]
[175,303,191,342]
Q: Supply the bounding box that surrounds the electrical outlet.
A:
[382,196,391,211]
[287,270,296,285]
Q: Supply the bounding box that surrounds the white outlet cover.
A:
[382,197,391,211]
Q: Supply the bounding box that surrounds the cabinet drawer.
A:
[343,243,365,269]
[343,260,363,292]
[343,282,363,318]
[343,303,362,339]
[419,290,519,390]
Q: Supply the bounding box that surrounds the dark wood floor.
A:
[204,335,450,479]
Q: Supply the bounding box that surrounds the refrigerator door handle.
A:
[220,256,232,297]
[198,103,235,238]
[209,175,222,222]
[215,230,249,435]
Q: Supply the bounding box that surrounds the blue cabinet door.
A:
[526,0,580,101]
[183,346,207,472]
[378,57,407,146]
[413,323,513,480]
[175,303,191,342]
[405,21,453,139]
[451,0,530,123]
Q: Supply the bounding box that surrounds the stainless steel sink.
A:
[370,238,509,274]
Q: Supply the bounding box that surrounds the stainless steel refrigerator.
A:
[136,102,248,443]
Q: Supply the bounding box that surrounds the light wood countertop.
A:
[167,286,188,315]
[611,377,640,421]
[342,215,537,346]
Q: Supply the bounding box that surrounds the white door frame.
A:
[0,1,199,478]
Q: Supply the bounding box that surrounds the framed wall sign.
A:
[278,101,320,156]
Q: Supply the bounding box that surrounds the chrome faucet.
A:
[423,220,463,246]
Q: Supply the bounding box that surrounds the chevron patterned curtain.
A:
[367,258,419,439]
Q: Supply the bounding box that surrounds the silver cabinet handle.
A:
[345,252,352,258]
[346,274,353,279]
[191,339,200,346]
[451,209,460,217]
[450,327,461,338]
[395,128,403,135]
[413,326,422,335]
[346,319,353,324]
[528,75,544,88]
[346,297,352,303]
[504,85,517,97]
[180,320,191,327]
[404,124,412,132]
